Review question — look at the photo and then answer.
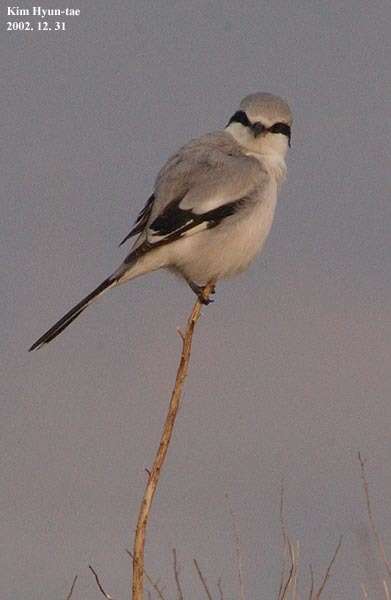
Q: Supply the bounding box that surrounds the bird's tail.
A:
[29,276,117,351]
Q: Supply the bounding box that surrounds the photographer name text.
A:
[8,6,80,17]
[6,5,81,31]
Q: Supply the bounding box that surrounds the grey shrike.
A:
[29,92,292,351]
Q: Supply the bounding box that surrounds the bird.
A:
[29,92,292,351]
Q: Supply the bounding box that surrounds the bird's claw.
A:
[188,280,216,304]
[198,293,214,305]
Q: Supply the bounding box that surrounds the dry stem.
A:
[278,481,299,600]
[358,452,391,582]
[226,493,245,600]
[384,580,391,600]
[193,558,213,600]
[65,575,78,600]
[132,284,214,600]
[313,536,342,598]
[308,565,314,600]
[172,548,184,600]
[89,565,115,599]
[217,577,224,600]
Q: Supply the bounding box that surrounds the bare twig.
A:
[359,453,391,581]
[308,565,314,600]
[193,558,213,600]
[361,583,369,599]
[176,327,185,342]
[126,549,167,600]
[89,565,115,600]
[279,481,288,549]
[292,541,299,600]
[132,283,214,600]
[278,553,287,600]
[226,494,245,600]
[277,481,288,599]
[280,538,299,600]
[217,577,224,600]
[278,481,299,600]
[172,548,184,600]
[280,562,295,600]
[314,536,343,598]
[65,575,78,600]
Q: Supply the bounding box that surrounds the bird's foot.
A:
[199,291,214,305]
[188,281,216,305]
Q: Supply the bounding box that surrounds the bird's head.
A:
[225,93,293,160]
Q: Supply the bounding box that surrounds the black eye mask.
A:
[227,110,252,128]
[268,122,291,146]
[227,111,291,146]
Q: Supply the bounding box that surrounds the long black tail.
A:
[29,277,116,351]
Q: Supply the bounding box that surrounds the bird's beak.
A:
[251,122,266,137]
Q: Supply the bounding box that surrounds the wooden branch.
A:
[132,283,214,600]
[126,549,167,600]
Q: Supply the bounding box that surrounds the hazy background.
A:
[1,1,391,598]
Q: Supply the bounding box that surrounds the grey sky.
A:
[1,1,391,598]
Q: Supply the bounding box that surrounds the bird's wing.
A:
[121,133,268,251]
[119,194,155,246]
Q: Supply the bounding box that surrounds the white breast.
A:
[169,178,278,284]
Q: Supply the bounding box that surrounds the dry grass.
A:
[65,304,390,600]
[72,453,391,600]
[278,482,342,600]
[359,453,391,599]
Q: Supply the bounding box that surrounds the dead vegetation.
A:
[63,294,390,599]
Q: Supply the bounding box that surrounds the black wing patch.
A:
[122,195,248,265]
[123,198,246,265]
[119,194,155,246]
[149,197,245,241]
